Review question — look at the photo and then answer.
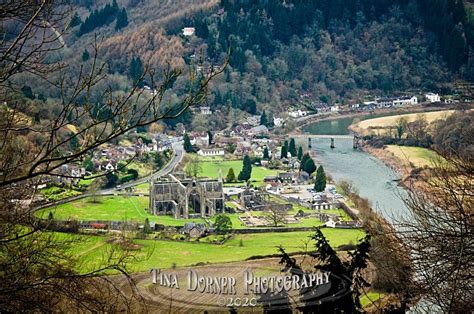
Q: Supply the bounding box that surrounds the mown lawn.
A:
[385,145,442,168]
[36,196,206,226]
[38,195,352,230]
[197,159,279,182]
[69,228,366,273]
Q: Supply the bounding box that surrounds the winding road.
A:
[97,140,184,195]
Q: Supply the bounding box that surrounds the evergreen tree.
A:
[303,157,317,175]
[127,168,139,179]
[183,133,194,153]
[245,99,257,114]
[143,218,152,234]
[70,12,82,27]
[82,49,90,61]
[260,110,268,126]
[280,140,288,159]
[226,168,236,183]
[238,155,252,181]
[77,1,120,36]
[129,56,144,87]
[297,146,303,160]
[115,8,128,30]
[314,165,327,192]
[105,172,119,188]
[69,133,79,151]
[266,111,275,128]
[207,130,213,145]
[21,85,34,99]
[263,147,270,160]
[195,19,210,39]
[83,157,94,172]
[300,152,310,169]
[288,138,297,157]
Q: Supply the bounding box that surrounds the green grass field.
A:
[360,291,385,307]
[37,196,207,226]
[38,195,339,229]
[196,159,279,182]
[69,228,366,272]
[385,145,442,168]
[38,187,354,228]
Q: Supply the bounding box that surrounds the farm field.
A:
[355,110,454,129]
[385,145,442,168]
[352,110,456,136]
[69,228,366,273]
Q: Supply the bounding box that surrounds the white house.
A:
[377,96,418,108]
[200,106,212,115]
[197,148,225,157]
[288,109,308,118]
[393,96,417,106]
[182,27,195,36]
[273,117,285,127]
[425,93,440,103]
[330,105,340,112]
[190,132,209,147]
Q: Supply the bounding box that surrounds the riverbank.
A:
[295,104,455,131]
[360,145,412,181]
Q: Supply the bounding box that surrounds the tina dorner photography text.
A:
[150,268,330,295]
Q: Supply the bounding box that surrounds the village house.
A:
[197,148,225,157]
[214,135,244,147]
[56,164,86,185]
[199,106,212,115]
[273,117,285,127]
[325,219,362,229]
[375,96,418,108]
[190,131,209,147]
[312,199,335,210]
[182,27,195,36]
[99,160,117,172]
[181,223,208,238]
[248,125,269,137]
[288,109,308,118]
[235,141,252,156]
[246,115,261,126]
[425,92,441,103]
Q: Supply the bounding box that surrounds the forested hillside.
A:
[9,0,474,130]
[187,0,474,113]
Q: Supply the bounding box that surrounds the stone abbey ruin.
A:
[149,174,225,219]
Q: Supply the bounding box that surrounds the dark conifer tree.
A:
[183,133,194,153]
[314,165,327,192]
[238,155,252,181]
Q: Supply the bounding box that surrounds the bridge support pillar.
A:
[330,138,335,149]
[308,137,312,149]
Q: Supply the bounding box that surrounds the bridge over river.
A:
[291,134,354,139]
[291,134,360,149]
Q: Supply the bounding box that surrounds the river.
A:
[302,117,410,224]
